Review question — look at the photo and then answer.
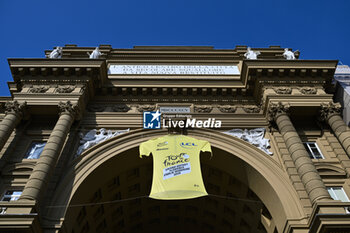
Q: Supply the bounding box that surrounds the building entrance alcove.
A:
[49,130,305,233]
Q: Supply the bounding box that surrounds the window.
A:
[303,142,324,159]
[24,142,46,159]
[327,187,350,202]
[0,190,22,201]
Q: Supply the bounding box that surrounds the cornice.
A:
[242,60,337,83]
[46,45,289,60]
[8,58,108,85]
[8,58,106,67]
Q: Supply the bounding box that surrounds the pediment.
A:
[315,164,346,177]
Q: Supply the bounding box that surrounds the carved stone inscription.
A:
[108,65,240,75]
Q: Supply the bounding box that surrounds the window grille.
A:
[303,142,324,159]
[25,142,46,159]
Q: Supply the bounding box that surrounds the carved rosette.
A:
[56,85,75,93]
[137,105,156,112]
[242,105,261,113]
[299,87,317,95]
[194,105,213,113]
[29,86,49,93]
[267,102,290,122]
[218,105,237,113]
[5,100,27,116]
[273,87,292,94]
[319,102,342,121]
[58,101,78,116]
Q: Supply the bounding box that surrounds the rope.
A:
[45,193,262,209]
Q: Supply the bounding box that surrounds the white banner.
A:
[108,65,240,75]
[163,162,191,180]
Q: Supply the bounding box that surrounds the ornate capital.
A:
[58,101,78,116]
[5,100,27,116]
[319,102,341,121]
[267,102,290,122]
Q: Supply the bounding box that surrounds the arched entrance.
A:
[47,129,306,233]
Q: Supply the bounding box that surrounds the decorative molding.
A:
[223,128,273,155]
[194,105,213,113]
[273,87,292,94]
[56,85,75,93]
[137,104,156,112]
[319,102,342,121]
[29,86,49,93]
[58,101,78,116]
[218,105,237,113]
[242,105,261,113]
[5,100,26,115]
[267,102,290,122]
[299,87,317,95]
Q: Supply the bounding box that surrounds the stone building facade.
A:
[0,45,350,233]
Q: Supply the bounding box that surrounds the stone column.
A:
[320,102,350,157]
[0,101,26,152]
[269,102,331,204]
[20,101,78,201]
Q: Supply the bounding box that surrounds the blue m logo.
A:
[143,110,161,129]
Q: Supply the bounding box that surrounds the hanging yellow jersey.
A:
[139,135,212,200]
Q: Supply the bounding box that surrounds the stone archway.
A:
[46,129,306,233]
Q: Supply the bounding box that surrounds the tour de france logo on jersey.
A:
[163,153,191,180]
[143,110,161,129]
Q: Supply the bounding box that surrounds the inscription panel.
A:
[108,65,240,75]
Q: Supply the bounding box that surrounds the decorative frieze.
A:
[218,105,237,113]
[194,105,213,113]
[299,87,317,95]
[56,85,75,93]
[273,87,292,94]
[242,105,261,113]
[137,104,156,112]
[29,86,49,93]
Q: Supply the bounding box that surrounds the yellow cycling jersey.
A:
[140,134,212,200]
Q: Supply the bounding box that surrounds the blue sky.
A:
[0,0,349,96]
